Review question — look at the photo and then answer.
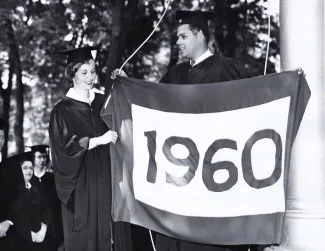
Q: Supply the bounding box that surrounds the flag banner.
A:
[100,71,310,245]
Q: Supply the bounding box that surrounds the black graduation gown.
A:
[155,54,254,251]
[130,224,154,251]
[0,158,21,222]
[8,184,54,251]
[0,159,19,251]
[30,172,63,248]
[49,93,132,251]
[160,54,253,85]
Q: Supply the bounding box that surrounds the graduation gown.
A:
[160,54,253,85]
[9,184,54,251]
[30,172,63,248]
[156,54,254,251]
[0,159,19,251]
[49,93,132,251]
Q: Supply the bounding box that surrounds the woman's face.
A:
[21,160,34,183]
[73,59,97,91]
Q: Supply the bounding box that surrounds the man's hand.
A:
[111,69,128,79]
[0,221,11,237]
[297,67,306,76]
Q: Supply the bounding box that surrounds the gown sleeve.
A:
[1,160,25,223]
[0,162,10,222]
[49,104,89,212]
[220,57,254,81]
[7,187,32,242]
[159,68,172,84]
[100,93,113,129]
[39,188,53,227]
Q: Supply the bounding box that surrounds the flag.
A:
[101,70,310,245]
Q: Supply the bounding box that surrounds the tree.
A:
[210,0,279,75]
[0,0,280,155]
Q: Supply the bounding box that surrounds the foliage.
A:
[0,0,279,155]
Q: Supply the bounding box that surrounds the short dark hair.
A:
[65,58,96,81]
[185,24,210,43]
[20,158,34,167]
[33,150,50,165]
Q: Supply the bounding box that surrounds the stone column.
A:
[279,0,325,250]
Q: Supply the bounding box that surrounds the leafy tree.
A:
[0,0,279,156]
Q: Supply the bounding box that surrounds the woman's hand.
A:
[0,221,11,237]
[31,231,37,242]
[98,130,118,145]
[32,223,47,243]
[111,69,128,79]
[89,130,119,149]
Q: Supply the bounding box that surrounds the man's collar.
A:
[190,49,213,66]
[66,88,95,104]
[34,168,46,179]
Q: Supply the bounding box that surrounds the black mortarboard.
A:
[27,144,50,154]
[176,10,215,38]
[9,151,34,164]
[56,46,99,65]
[5,152,34,187]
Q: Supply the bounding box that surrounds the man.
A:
[0,118,16,250]
[29,145,64,250]
[159,10,253,85]
[29,145,50,178]
[112,10,253,84]
[111,10,267,251]
[156,10,253,251]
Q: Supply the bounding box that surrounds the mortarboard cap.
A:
[56,46,99,65]
[9,151,34,164]
[5,152,34,187]
[175,10,215,38]
[27,144,50,154]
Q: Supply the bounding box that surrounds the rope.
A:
[146,1,173,249]
[149,230,157,251]
[264,0,271,75]
[116,3,272,251]
[119,1,173,249]
[119,0,172,74]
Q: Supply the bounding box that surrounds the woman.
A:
[5,152,53,251]
[29,145,64,251]
[49,46,132,251]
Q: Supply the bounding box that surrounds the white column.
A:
[279,0,325,250]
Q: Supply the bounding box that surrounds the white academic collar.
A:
[191,49,213,66]
[0,152,2,163]
[66,88,95,104]
[34,168,46,179]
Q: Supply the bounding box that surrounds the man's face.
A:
[0,130,4,152]
[34,151,47,168]
[176,24,200,60]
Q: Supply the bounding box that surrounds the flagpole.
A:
[277,0,325,250]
